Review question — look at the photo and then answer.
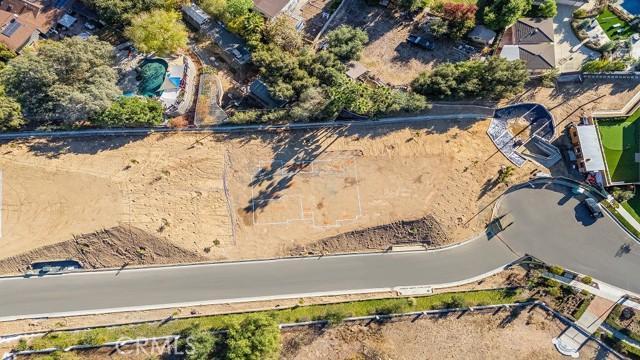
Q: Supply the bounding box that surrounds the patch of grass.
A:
[23,289,521,351]
[597,112,640,183]
[571,297,592,320]
[622,196,640,224]
[596,9,634,41]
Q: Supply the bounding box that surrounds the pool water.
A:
[138,59,168,97]
[619,0,640,15]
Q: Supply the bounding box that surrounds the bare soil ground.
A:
[288,215,450,255]
[225,120,536,260]
[280,306,616,360]
[328,0,471,86]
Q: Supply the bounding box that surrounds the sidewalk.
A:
[554,296,616,357]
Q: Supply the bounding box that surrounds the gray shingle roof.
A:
[519,43,555,70]
[515,18,554,44]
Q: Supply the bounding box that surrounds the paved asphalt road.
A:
[1,183,639,322]
[499,184,640,294]
[0,237,517,322]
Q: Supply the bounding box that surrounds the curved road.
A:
[1,183,639,323]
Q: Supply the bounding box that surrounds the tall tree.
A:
[0,37,120,121]
[263,15,303,52]
[0,86,24,131]
[226,0,253,18]
[82,0,165,26]
[0,43,16,70]
[480,0,532,30]
[198,0,228,19]
[125,10,188,54]
[537,0,557,18]
[325,25,369,61]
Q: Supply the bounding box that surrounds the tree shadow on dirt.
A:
[220,116,487,216]
[7,134,149,159]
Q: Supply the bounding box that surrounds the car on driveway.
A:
[584,198,603,218]
[406,34,435,50]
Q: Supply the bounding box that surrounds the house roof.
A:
[0,0,70,33]
[182,4,209,26]
[254,0,290,18]
[0,9,38,52]
[468,25,496,42]
[519,43,555,70]
[250,78,287,108]
[514,18,554,44]
[575,125,606,172]
[208,22,251,65]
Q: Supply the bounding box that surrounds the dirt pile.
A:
[0,226,205,275]
[288,215,451,256]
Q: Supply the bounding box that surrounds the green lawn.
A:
[596,9,634,41]
[621,195,640,223]
[596,110,640,183]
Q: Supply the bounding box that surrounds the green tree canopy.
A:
[125,9,188,54]
[82,0,165,26]
[412,56,528,99]
[226,0,253,18]
[400,0,428,12]
[325,25,369,61]
[91,96,163,127]
[0,86,24,131]
[537,0,557,17]
[225,315,281,360]
[0,37,120,121]
[0,43,16,70]
[480,0,532,30]
[198,0,228,19]
[263,15,303,52]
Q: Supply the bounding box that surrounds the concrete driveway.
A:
[554,4,598,73]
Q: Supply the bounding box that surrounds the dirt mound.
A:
[287,216,451,256]
[0,226,205,275]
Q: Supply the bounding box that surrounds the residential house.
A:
[498,18,556,73]
[468,25,496,45]
[0,0,72,52]
[182,3,210,30]
[207,22,251,69]
[254,0,304,30]
[0,10,39,52]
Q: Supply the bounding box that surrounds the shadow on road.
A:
[574,203,596,227]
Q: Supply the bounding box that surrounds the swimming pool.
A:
[619,0,640,16]
[138,58,169,97]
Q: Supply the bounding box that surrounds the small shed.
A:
[57,14,76,29]
[345,61,369,80]
[182,4,210,30]
[468,25,496,45]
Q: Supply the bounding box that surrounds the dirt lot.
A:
[280,306,616,360]
[0,118,535,272]
[328,0,472,86]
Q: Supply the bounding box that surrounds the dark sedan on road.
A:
[584,198,603,218]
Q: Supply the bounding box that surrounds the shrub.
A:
[442,295,466,309]
[546,287,561,298]
[407,297,417,307]
[581,276,593,285]
[226,314,281,360]
[325,310,349,324]
[549,265,564,276]
[611,187,634,203]
[573,8,587,18]
[545,278,560,287]
[179,325,217,360]
[373,303,403,315]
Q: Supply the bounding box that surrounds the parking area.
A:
[327,0,476,86]
[554,4,598,73]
